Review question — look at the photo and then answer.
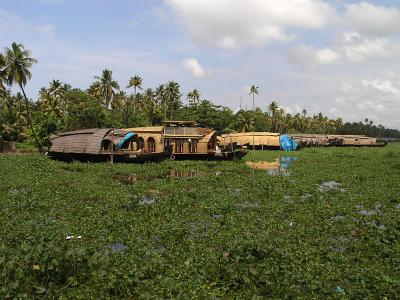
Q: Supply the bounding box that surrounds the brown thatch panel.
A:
[49,128,111,154]
[85,129,111,154]
[219,132,280,147]
[58,129,98,136]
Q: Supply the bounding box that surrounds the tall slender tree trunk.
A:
[133,87,137,124]
[164,99,167,121]
[20,84,43,152]
[252,93,255,150]
[124,103,129,127]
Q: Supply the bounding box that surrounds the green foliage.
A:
[63,89,108,130]
[1,145,400,297]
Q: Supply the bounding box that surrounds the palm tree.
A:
[88,81,102,99]
[39,90,64,118]
[155,84,167,120]
[268,101,279,132]
[187,89,201,106]
[164,81,181,120]
[127,75,143,102]
[277,107,285,133]
[249,85,259,150]
[127,75,143,123]
[249,85,259,108]
[235,110,254,133]
[2,42,41,149]
[93,69,120,108]
[143,88,159,125]
[45,79,70,109]
[0,53,6,95]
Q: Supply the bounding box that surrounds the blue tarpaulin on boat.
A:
[280,135,297,151]
[115,132,136,150]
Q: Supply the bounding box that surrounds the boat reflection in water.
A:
[246,156,297,176]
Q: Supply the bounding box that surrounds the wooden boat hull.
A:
[47,151,165,163]
[167,149,249,160]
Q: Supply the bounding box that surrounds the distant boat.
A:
[218,132,281,150]
[289,134,388,148]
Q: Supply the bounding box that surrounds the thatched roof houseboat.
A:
[48,128,164,162]
[218,132,281,149]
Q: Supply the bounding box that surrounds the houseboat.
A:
[218,132,281,149]
[289,134,387,147]
[126,121,247,160]
[47,128,165,162]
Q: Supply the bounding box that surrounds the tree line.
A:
[1,42,399,150]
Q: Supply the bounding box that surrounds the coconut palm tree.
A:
[268,101,279,132]
[44,79,71,109]
[268,101,279,113]
[249,85,259,109]
[164,81,181,120]
[88,81,99,96]
[127,75,143,97]
[112,91,131,127]
[39,90,64,118]
[2,42,42,149]
[142,88,159,125]
[0,53,6,95]
[187,89,201,106]
[249,85,259,149]
[155,84,167,120]
[93,69,120,108]
[235,110,254,133]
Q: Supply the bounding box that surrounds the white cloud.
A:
[362,79,400,95]
[166,0,336,49]
[345,2,400,37]
[338,32,400,63]
[289,31,400,68]
[334,76,400,127]
[182,58,205,78]
[288,44,339,69]
[284,104,302,115]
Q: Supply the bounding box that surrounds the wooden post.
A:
[110,128,114,164]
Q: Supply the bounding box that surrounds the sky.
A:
[1,0,400,128]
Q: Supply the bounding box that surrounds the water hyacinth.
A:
[0,144,400,298]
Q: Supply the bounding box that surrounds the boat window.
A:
[147,137,156,152]
[101,140,112,151]
[208,138,215,150]
[138,137,144,150]
[189,139,198,153]
[175,139,184,153]
[164,127,198,135]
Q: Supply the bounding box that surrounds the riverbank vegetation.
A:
[1,43,399,149]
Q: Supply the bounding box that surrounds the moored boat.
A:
[47,128,165,162]
[126,121,246,160]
